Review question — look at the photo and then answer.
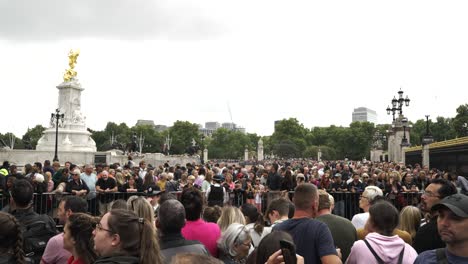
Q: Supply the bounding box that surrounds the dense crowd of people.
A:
[0,158,467,263]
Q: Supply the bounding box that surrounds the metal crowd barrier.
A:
[0,190,423,221]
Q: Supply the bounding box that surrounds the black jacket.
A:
[0,254,33,264]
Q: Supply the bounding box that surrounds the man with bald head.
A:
[95,170,117,214]
[157,199,209,261]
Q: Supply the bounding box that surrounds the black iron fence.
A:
[0,191,422,221]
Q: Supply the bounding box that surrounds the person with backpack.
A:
[10,179,57,264]
[346,200,417,264]
[0,211,31,264]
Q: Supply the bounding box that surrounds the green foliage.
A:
[431,116,456,142]
[132,125,164,153]
[9,103,467,159]
[0,132,24,149]
[271,118,308,158]
[168,121,202,155]
[452,104,468,137]
[208,128,251,159]
[22,125,46,149]
[303,145,336,160]
[409,119,427,146]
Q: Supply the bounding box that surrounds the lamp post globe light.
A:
[386,88,410,121]
[51,108,64,162]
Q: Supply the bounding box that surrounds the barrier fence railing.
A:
[0,190,422,221]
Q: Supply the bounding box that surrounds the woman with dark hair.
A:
[142,171,159,194]
[0,211,27,264]
[63,213,98,264]
[250,231,303,264]
[93,209,163,264]
[347,201,417,264]
[240,203,269,248]
[181,188,221,257]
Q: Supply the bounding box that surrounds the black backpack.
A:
[21,214,58,264]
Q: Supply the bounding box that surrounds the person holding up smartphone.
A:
[254,231,304,264]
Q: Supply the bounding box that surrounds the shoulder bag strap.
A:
[363,239,384,264]
[397,245,405,264]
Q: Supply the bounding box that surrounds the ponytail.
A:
[139,219,163,264]
[0,213,25,264]
[107,210,163,264]
[254,212,265,235]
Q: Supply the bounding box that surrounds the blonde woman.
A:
[217,206,246,232]
[127,195,156,227]
[398,206,422,240]
[157,172,167,191]
[202,171,213,192]
[114,172,126,192]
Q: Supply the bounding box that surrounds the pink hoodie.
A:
[346,232,418,264]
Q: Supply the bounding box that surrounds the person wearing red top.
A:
[63,213,98,264]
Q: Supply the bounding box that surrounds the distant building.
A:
[199,121,245,136]
[352,107,377,123]
[136,120,155,127]
[235,127,246,134]
[200,128,216,137]
[154,125,168,132]
[205,122,220,130]
[222,122,236,130]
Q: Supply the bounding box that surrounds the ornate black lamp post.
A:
[51,108,64,161]
[422,115,434,145]
[401,117,410,146]
[386,88,411,121]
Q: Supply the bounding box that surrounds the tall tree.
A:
[409,119,427,146]
[271,118,308,158]
[168,121,201,155]
[208,128,250,159]
[132,124,164,153]
[431,116,456,142]
[452,104,468,137]
[22,125,46,150]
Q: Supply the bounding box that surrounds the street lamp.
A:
[51,108,64,162]
[401,117,410,146]
[386,88,411,121]
[463,122,468,136]
[422,115,434,145]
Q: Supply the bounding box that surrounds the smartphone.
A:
[280,239,297,264]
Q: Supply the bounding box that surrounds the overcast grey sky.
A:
[1,0,467,137]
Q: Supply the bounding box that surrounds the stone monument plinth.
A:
[36,78,96,152]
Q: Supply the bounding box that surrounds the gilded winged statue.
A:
[63,49,80,82]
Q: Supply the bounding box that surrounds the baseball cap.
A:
[432,194,468,218]
[146,189,163,197]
